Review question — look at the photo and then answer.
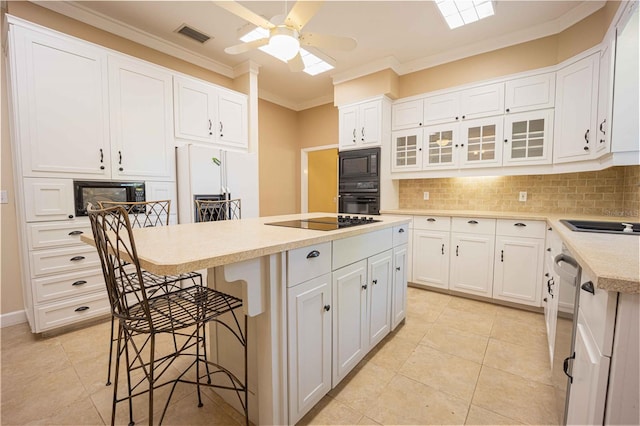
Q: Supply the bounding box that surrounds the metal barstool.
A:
[88,204,248,426]
[195,199,242,222]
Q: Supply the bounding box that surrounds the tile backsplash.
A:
[399,166,640,217]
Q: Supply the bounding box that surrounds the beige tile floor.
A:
[1,287,558,425]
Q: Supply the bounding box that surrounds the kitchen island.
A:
[82,212,411,425]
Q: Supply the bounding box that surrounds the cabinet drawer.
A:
[496,219,545,238]
[392,224,409,246]
[35,292,110,332]
[30,246,100,277]
[28,221,92,250]
[412,215,451,231]
[451,217,496,235]
[288,242,332,287]
[333,228,392,270]
[34,269,105,303]
[578,270,617,357]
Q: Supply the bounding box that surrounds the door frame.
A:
[300,144,339,213]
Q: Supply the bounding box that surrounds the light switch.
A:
[519,191,527,202]
[0,190,7,204]
[423,192,430,200]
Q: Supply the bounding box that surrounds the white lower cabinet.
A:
[367,250,393,348]
[287,274,332,425]
[449,232,495,297]
[391,245,408,330]
[412,230,450,289]
[332,259,368,385]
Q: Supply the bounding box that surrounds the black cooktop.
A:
[266,215,380,231]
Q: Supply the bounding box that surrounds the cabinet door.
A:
[554,54,599,163]
[287,274,332,425]
[449,233,495,297]
[566,311,610,426]
[338,105,358,150]
[173,76,215,143]
[412,230,449,289]
[145,181,177,224]
[360,100,382,146]
[503,109,553,165]
[423,92,460,125]
[392,245,408,330]
[367,250,393,349]
[217,89,248,149]
[391,129,422,172]
[493,236,544,306]
[23,178,75,223]
[108,56,175,180]
[596,37,614,156]
[392,99,424,130]
[504,73,555,113]
[460,117,504,168]
[224,151,259,218]
[332,260,367,385]
[10,26,110,178]
[423,124,459,169]
[460,83,505,120]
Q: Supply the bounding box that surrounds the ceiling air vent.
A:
[176,25,211,44]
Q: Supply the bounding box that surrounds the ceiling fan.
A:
[214,0,357,72]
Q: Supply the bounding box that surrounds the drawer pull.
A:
[72,280,87,286]
[514,223,527,227]
[398,228,405,233]
[306,250,320,259]
[74,306,90,312]
[427,218,436,222]
[70,256,85,262]
[468,220,479,224]
[581,281,595,295]
[324,304,331,312]
[68,230,84,236]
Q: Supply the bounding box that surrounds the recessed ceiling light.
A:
[240,27,334,75]
[436,0,495,29]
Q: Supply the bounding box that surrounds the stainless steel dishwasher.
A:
[552,248,582,425]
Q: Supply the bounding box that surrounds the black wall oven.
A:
[74,180,145,216]
[338,147,380,215]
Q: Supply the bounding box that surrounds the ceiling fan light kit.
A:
[269,26,301,60]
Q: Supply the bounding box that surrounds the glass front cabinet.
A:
[391,129,422,172]
[503,109,554,165]
[460,117,504,168]
[423,124,459,170]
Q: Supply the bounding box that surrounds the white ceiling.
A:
[35,1,606,111]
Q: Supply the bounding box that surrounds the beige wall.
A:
[298,103,339,149]
[399,166,640,217]
[334,69,400,106]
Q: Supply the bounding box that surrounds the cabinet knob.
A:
[100,166,105,170]
[462,115,466,119]
[396,266,401,271]
[583,146,589,151]
[581,281,595,295]
[455,116,459,120]
[504,139,508,143]
[362,284,368,290]
[68,215,74,219]
[119,167,124,171]
[506,108,510,113]
[419,122,423,126]
[324,305,331,312]
[547,247,552,252]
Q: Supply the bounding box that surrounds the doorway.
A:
[301,146,338,213]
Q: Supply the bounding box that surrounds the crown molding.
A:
[233,60,261,76]
[258,89,333,112]
[32,0,235,78]
[331,56,402,85]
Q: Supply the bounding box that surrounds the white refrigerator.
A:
[176,144,259,223]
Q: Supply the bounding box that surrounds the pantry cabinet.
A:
[108,56,175,181]
[339,98,388,150]
[173,76,248,150]
[9,25,111,179]
[553,54,599,163]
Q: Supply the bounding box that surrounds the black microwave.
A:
[339,147,380,179]
[74,180,145,216]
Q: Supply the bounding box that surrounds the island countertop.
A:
[382,209,640,294]
[81,213,411,276]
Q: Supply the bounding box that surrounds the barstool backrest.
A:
[98,200,171,228]
[195,199,241,222]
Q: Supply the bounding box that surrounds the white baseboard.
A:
[1,310,27,328]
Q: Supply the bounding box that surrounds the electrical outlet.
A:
[423,192,430,200]
[519,191,527,202]
[0,190,7,204]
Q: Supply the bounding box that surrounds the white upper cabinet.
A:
[503,109,554,165]
[339,98,386,150]
[391,129,422,172]
[554,54,599,163]
[459,117,504,168]
[423,92,460,125]
[422,123,460,170]
[9,25,111,179]
[460,83,505,120]
[173,76,248,150]
[504,73,556,114]
[391,99,424,130]
[596,36,614,156]
[108,56,175,180]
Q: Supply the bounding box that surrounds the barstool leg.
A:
[106,315,115,385]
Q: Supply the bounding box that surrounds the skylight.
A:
[436,0,495,29]
[240,27,335,76]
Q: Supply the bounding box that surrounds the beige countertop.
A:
[382,209,640,294]
[82,213,411,276]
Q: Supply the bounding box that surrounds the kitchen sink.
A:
[561,219,640,235]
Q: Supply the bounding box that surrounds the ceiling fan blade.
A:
[288,52,305,72]
[224,38,269,55]
[212,1,275,30]
[299,33,357,51]
[285,1,323,32]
